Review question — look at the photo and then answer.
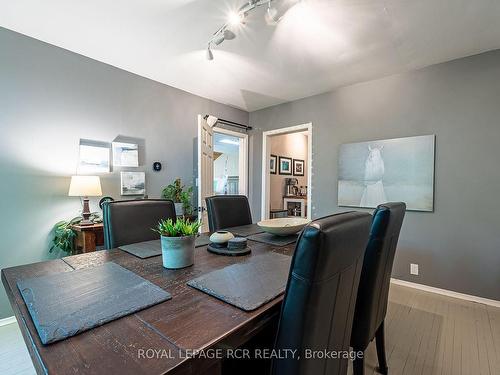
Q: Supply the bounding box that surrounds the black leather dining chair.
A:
[205,195,252,232]
[350,202,406,375]
[272,211,372,375]
[103,199,176,249]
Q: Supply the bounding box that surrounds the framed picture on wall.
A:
[293,159,305,176]
[121,171,146,196]
[279,156,292,175]
[270,154,277,174]
[337,134,435,211]
[78,139,110,174]
[112,142,139,167]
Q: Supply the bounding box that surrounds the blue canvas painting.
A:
[338,135,435,212]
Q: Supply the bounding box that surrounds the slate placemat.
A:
[247,232,299,246]
[119,240,161,258]
[195,233,211,248]
[17,262,171,345]
[120,235,211,259]
[223,223,265,237]
[187,252,291,311]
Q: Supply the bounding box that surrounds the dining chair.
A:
[272,211,372,375]
[350,202,406,375]
[103,199,176,249]
[205,195,252,231]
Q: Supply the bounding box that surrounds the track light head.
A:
[265,6,280,25]
[206,46,214,61]
[228,11,243,26]
[213,34,225,45]
[223,29,236,40]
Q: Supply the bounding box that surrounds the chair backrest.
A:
[350,202,406,350]
[272,212,372,375]
[103,199,176,249]
[205,195,252,231]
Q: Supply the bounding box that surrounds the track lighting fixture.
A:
[206,0,300,61]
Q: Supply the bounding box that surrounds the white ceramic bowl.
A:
[257,217,310,236]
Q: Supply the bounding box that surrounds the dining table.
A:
[1,236,296,375]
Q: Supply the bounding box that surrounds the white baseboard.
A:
[391,278,500,308]
[0,316,16,327]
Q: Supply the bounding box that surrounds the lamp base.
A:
[80,196,93,226]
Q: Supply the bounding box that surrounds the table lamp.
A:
[68,176,103,226]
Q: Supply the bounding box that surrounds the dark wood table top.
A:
[1,238,295,375]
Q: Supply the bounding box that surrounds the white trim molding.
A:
[261,123,313,221]
[0,316,16,327]
[391,278,500,308]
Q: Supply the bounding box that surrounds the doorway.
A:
[261,123,312,221]
[197,115,249,231]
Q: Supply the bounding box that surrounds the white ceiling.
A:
[2,0,500,111]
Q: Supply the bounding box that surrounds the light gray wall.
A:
[0,28,248,318]
[250,50,500,301]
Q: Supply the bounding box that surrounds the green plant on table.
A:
[161,178,194,215]
[153,217,201,237]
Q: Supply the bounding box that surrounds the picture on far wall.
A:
[293,159,304,176]
[78,139,110,174]
[270,154,277,174]
[338,134,435,212]
[112,142,139,167]
[279,156,292,175]
[121,171,145,196]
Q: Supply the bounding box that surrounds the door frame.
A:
[212,126,249,196]
[197,116,250,223]
[261,123,313,221]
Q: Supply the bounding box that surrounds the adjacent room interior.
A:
[1,1,499,375]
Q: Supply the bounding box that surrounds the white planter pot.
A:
[161,235,195,269]
[174,202,184,216]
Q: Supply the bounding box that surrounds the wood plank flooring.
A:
[0,322,35,375]
[348,284,500,375]
[0,283,498,375]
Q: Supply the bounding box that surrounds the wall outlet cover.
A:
[410,263,419,276]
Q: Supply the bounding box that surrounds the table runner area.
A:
[187,252,292,311]
[17,262,171,345]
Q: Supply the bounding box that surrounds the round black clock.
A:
[153,162,162,171]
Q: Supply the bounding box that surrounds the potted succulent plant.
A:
[161,178,193,217]
[153,217,201,269]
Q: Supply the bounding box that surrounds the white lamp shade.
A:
[68,176,103,197]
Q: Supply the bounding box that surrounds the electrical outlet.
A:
[410,263,419,276]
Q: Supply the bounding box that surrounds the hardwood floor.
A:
[349,284,500,375]
[0,283,498,375]
[0,321,35,375]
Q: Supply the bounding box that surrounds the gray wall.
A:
[0,28,248,318]
[250,50,500,301]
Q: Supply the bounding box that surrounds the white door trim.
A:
[212,127,249,196]
[0,316,16,327]
[261,123,313,221]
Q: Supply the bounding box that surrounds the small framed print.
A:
[279,156,292,175]
[293,159,305,176]
[270,154,277,174]
[121,171,145,196]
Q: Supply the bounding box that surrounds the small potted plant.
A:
[161,178,193,217]
[154,217,201,269]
